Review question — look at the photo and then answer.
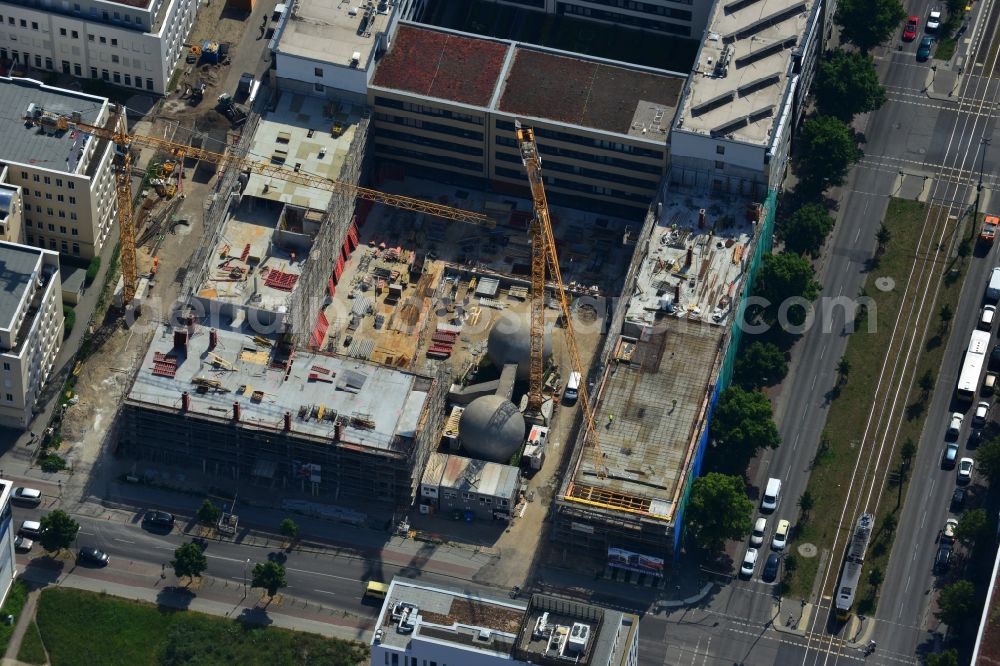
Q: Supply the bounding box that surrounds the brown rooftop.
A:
[372,25,508,107]
[498,48,683,134]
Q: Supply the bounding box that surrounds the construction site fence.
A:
[179,86,266,302]
[671,187,779,557]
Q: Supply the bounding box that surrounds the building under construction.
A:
[118,321,445,508]
[550,188,773,574]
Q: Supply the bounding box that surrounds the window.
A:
[58,211,66,219]
[20,171,27,179]
[314,67,323,76]
[72,243,79,255]
[90,66,97,78]
[124,74,131,86]
[88,34,94,41]
[56,179,62,187]
[71,227,78,234]
[716,145,725,155]
[99,36,106,44]
[60,241,68,253]
[34,55,42,68]
[74,64,81,76]
[146,78,153,90]
[68,182,75,190]
[48,239,56,250]
[33,175,39,182]
[47,223,54,231]
[59,226,66,234]
[715,160,725,170]
[113,72,120,83]
[134,77,142,88]
[26,234,33,244]
[112,55,119,63]
[60,28,67,36]
[71,29,79,39]
[20,19,26,27]
[43,176,50,185]
[3,363,9,371]
[45,57,52,70]
[111,38,117,46]
[5,394,12,402]
[33,191,40,198]
[314,82,324,93]
[35,206,42,213]
[101,69,109,80]
[31,21,38,30]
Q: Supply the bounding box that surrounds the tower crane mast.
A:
[515,123,606,478]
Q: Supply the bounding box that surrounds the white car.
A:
[18,520,42,538]
[741,547,759,578]
[772,519,791,550]
[926,7,942,31]
[958,457,975,484]
[974,401,992,427]
[942,518,958,544]
[751,517,767,546]
[14,536,32,552]
[948,412,964,438]
[981,305,997,331]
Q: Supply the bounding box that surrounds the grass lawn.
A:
[17,621,46,665]
[786,199,970,602]
[934,37,957,61]
[34,588,368,666]
[0,580,31,655]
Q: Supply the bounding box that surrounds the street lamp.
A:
[243,558,251,599]
[975,137,992,220]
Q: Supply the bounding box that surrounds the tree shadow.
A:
[155,586,195,611]
[238,606,273,628]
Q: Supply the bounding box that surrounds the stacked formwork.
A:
[118,367,442,510]
[287,112,371,347]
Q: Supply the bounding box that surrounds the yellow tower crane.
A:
[24,103,494,307]
[515,122,607,478]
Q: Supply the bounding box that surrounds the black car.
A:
[989,345,1000,371]
[77,547,110,566]
[762,553,780,583]
[237,72,254,99]
[933,543,952,574]
[142,510,175,530]
[950,487,966,512]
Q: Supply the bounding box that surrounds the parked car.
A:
[958,457,975,484]
[762,553,781,582]
[18,520,43,538]
[740,547,759,578]
[14,536,32,552]
[772,519,791,550]
[77,547,110,566]
[947,412,963,439]
[969,429,984,448]
[926,7,942,31]
[237,72,254,99]
[918,36,935,61]
[950,487,967,512]
[751,517,767,547]
[942,443,959,469]
[11,487,41,506]
[142,510,175,531]
[985,372,999,395]
[981,305,997,330]
[934,543,953,573]
[903,16,920,40]
[974,401,991,427]
[941,518,958,544]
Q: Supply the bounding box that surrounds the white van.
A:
[986,267,1000,303]
[761,478,781,512]
[564,372,581,404]
[981,305,997,331]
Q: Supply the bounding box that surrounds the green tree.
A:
[252,560,287,599]
[796,116,863,194]
[926,649,959,666]
[955,509,991,549]
[754,253,821,325]
[940,304,954,331]
[798,490,815,519]
[868,566,884,592]
[835,0,907,51]
[882,512,898,536]
[170,541,208,584]
[778,203,836,257]
[815,50,887,121]
[279,518,299,544]
[837,357,851,385]
[197,499,221,526]
[918,369,935,396]
[709,387,781,474]
[734,341,788,389]
[876,224,892,254]
[935,579,976,628]
[684,473,754,552]
[39,509,79,552]
[900,438,917,467]
[977,436,1000,482]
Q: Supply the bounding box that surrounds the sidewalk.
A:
[2,588,40,665]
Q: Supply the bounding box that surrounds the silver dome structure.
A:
[486,313,552,380]
[459,395,526,463]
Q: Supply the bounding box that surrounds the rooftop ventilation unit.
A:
[533,612,551,639]
[724,2,807,42]
[710,116,749,138]
[396,605,418,634]
[566,623,590,655]
[748,105,775,123]
[734,36,798,68]
[690,91,734,117]
[737,73,781,97]
[713,44,733,78]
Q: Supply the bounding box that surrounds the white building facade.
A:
[0,0,197,94]
[1,77,116,259]
[0,482,17,607]
[0,242,63,429]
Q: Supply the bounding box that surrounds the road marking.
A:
[285,566,359,583]
[78,531,95,536]
[919,510,928,530]
[855,227,863,243]
[314,589,339,596]
[820,343,827,360]
[114,538,135,544]
[838,284,844,297]
[793,432,801,452]
[811,375,817,391]
[205,553,248,564]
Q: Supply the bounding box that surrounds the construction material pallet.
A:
[264,270,298,291]
[478,297,504,310]
[426,349,451,359]
[151,352,178,378]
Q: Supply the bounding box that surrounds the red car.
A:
[903,16,919,41]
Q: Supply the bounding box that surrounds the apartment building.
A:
[0,0,196,94]
[0,241,63,429]
[0,482,17,607]
[0,76,116,260]
[0,176,23,244]
[475,0,713,38]
[369,23,682,217]
[669,0,824,195]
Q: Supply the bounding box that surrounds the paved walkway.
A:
[3,588,40,664]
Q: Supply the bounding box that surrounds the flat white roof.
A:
[676,0,817,145]
[275,0,392,69]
